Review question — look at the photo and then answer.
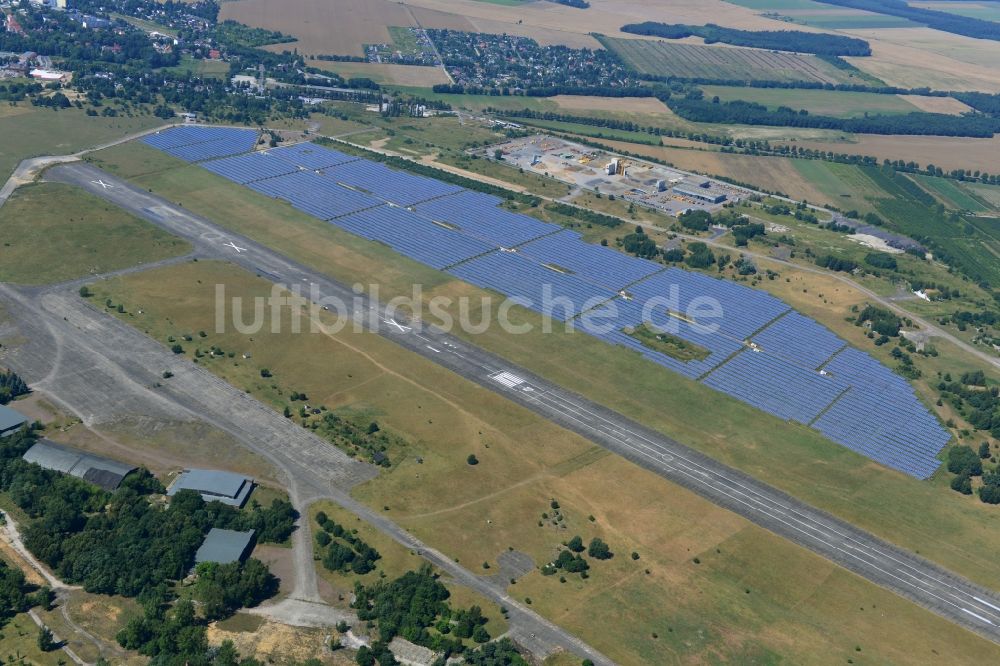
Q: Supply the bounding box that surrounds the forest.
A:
[619,22,871,56]
[0,370,29,406]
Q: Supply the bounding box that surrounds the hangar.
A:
[168,468,254,507]
[195,528,256,565]
[22,440,138,490]
[0,405,27,438]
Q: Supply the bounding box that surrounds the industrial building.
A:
[22,440,138,490]
[673,185,727,205]
[0,405,26,438]
[195,528,256,565]
[168,468,254,507]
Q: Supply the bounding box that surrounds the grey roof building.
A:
[195,528,256,565]
[167,469,254,507]
[0,405,27,438]
[23,440,137,490]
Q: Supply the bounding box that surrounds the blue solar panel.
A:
[703,350,847,425]
[320,160,464,206]
[626,269,790,341]
[203,152,301,184]
[247,171,381,221]
[267,143,359,171]
[518,230,663,291]
[413,191,557,248]
[332,205,497,270]
[447,251,617,321]
[751,311,846,370]
[143,126,259,158]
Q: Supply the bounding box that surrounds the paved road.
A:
[43,161,1000,646]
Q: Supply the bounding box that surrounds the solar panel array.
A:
[142,126,260,162]
[334,205,496,270]
[142,137,952,478]
[448,251,617,321]
[703,350,847,425]
[519,229,663,291]
[248,171,381,221]
[413,191,556,248]
[320,159,464,207]
[751,311,846,370]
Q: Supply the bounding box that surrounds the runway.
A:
[49,161,1000,645]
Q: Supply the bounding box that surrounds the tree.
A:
[467,454,479,466]
[37,626,56,652]
[587,538,613,560]
[565,535,584,553]
[980,442,991,459]
[78,286,92,298]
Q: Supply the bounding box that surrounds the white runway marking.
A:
[92,179,113,189]
[963,608,996,625]
[491,371,526,389]
[223,241,246,253]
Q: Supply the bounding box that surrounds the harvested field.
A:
[777,134,1000,174]
[701,85,923,118]
[307,59,449,86]
[843,29,1000,91]
[898,94,973,115]
[603,37,856,85]
[220,0,415,57]
[550,94,671,115]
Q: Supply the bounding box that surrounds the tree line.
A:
[0,370,29,406]
[667,96,1000,138]
[619,22,871,56]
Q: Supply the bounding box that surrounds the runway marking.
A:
[385,319,411,333]
[491,371,526,389]
[91,179,113,189]
[223,241,246,253]
[426,345,441,353]
[976,597,1000,613]
[963,608,996,625]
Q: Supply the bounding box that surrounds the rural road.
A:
[41,161,1000,647]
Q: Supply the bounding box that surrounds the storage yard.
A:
[136,126,952,480]
[486,135,750,216]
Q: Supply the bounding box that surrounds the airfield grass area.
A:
[0,182,191,285]
[87,141,1000,595]
[90,259,1000,664]
[307,501,509,638]
[0,105,163,181]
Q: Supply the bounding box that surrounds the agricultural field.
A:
[220,0,417,56]
[909,173,993,212]
[86,140,1000,603]
[0,182,191,285]
[601,37,860,85]
[307,60,450,86]
[913,1,1000,22]
[159,54,231,79]
[780,133,1000,175]
[88,259,1000,665]
[699,85,966,118]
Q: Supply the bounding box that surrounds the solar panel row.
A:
[703,350,847,425]
[447,251,617,321]
[248,171,382,221]
[142,126,260,161]
[143,137,953,479]
[334,205,497,270]
[519,229,663,291]
[413,191,557,248]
